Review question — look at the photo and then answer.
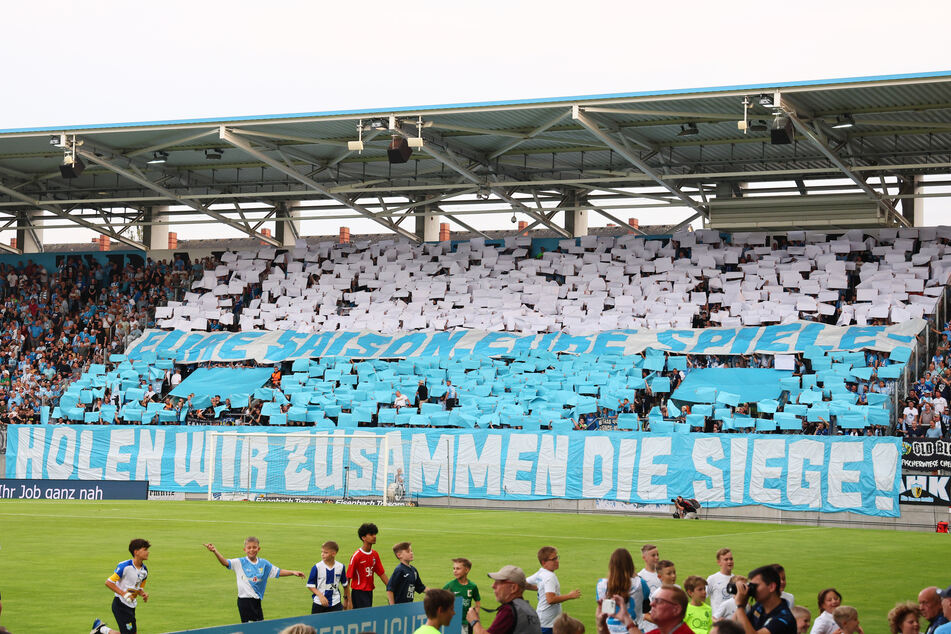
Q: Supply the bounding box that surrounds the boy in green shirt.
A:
[683,575,712,634]
[444,558,481,634]
[413,589,457,634]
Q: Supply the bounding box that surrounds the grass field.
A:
[0,501,944,634]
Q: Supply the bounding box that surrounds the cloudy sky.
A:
[4,0,950,239]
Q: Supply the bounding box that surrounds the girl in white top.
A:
[595,548,651,633]
[810,588,843,634]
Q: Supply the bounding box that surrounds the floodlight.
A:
[59,155,85,178]
[147,151,168,164]
[677,123,699,136]
[830,114,855,129]
[204,148,223,160]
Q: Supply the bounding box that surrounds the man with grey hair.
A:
[467,565,541,634]
[920,586,949,634]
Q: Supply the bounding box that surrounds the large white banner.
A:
[126,320,924,363]
[6,425,902,517]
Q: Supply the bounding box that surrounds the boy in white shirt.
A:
[706,548,734,616]
[526,546,581,634]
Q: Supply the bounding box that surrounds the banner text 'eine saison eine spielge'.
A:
[126,320,923,363]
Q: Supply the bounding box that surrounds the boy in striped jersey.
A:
[308,541,350,613]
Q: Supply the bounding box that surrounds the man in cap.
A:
[467,565,541,634]
[924,585,951,634]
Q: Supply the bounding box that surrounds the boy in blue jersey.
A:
[205,537,304,623]
[307,540,350,613]
[387,541,426,605]
[90,538,151,634]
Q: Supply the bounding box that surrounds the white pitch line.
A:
[0,510,827,543]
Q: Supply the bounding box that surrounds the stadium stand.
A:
[6,226,946,440]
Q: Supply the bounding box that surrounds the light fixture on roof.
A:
[387,135,412,164]
[758,93,775,107]
[146,151,168,165]
[770,116,794,145]
[348,119,365,152]
[749,120,769,132]
[58,135,85,178]
[830,114,855,129]
[677,123,699,136]
[407,116,425,149]
[204,148,223,160]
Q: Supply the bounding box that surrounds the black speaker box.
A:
[59,157,86,178]
[770,117,794,145]
[387,137,412,164]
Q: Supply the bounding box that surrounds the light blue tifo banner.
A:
[7,425,902,517]
[165,596,461,634]
[125,320,924,363]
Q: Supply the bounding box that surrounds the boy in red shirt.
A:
[348,522,389,609]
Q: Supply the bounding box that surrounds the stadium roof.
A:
[1,70,950,252]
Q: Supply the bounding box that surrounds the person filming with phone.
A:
[730,566,796,634]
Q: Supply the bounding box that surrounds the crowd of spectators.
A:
[897,322,951,439]
[0,226,949,439]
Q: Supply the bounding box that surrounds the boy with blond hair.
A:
[204,537,304,623]
[526,546,581,634]
[833,606,863,634]
[444,558,481,634]
[307,540,350,613]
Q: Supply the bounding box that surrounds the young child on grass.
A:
[349,522,389,609]
[683,576,712,634]
[90,538,151,634]
[833,606,864,634]
[412,589,457,634]
[387,541,426,604]
[204,537,304,623]
[526,546,581,634]
[791,605,811,634]
[553,613,585,634]
[444,557,482,634]
[307,540,350,613]
[706,548,734,615]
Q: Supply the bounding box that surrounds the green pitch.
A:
[0,500,943,634]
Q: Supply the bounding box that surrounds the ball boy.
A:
[90,538,151,634]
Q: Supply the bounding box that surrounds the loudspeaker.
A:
[59,157,86,178]
[387,137,412,164]
[770,116,794,145]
